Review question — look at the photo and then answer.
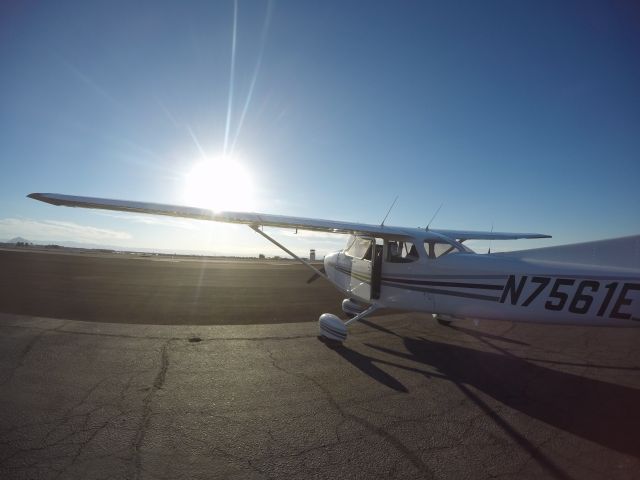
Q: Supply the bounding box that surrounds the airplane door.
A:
[380,238,435,312]
[346,237,374,301]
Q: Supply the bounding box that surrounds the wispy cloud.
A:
[0,218,131,242]
[64,61,119,107]
[154,96,183,129]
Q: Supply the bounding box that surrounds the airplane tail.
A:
[494,235,640,270]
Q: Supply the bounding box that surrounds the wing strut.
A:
[249,225,330,282]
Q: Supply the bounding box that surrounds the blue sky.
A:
[1,0,639,256]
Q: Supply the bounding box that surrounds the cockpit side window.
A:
[424,240,461,259]
[387,240,419,263]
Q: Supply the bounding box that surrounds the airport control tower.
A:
[309,249,316,261]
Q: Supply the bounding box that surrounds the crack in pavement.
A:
[0,321,70,387]
[129,340,171,480]
[4,312,639,479]
[0,373,134,479]
[264,346,436,479]
[453,381,574,480]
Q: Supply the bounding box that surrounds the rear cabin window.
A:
[424,241,461,259]
[387,241,419,263]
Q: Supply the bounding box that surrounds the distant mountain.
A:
[44,240,224,256]
[0,237,226,256]
[7,237,31,244]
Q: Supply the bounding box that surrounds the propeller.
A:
[306,265,326,284]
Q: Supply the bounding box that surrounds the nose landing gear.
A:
[318,304,379,343]
[318,313,348,342]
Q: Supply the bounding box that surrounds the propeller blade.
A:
[306,266,326,284]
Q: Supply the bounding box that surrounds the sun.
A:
[183,156,255,211]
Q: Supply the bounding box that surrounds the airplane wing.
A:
[27,193,551,241]
[431,228,551,241]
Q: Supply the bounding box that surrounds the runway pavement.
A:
[2,250,640,479]
[0,249,343,325]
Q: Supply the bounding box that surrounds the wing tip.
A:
[27,193,62,206]
[27,192,46,202]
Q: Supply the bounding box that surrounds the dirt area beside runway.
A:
[0,249,343,325]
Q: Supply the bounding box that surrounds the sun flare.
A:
[183,157,254,211]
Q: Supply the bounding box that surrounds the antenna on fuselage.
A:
[425,203,443,231]
[488,222,494,254]
[380,195,399,227]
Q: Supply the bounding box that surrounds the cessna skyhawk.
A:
[28,193,640,342]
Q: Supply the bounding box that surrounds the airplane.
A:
[28,193,640,343]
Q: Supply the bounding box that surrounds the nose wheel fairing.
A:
[318,304,380,343]
[318,313,348,342]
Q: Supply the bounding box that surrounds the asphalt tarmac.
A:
[2,250,640,479]
[0,249,343,325]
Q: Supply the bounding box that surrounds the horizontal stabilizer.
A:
[495,235,640,270]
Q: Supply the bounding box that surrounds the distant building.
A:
[310,249,316,261]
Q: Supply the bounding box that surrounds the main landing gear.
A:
[433,313,464,326]
[318,302,379,343]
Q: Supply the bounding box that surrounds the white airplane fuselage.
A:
[324,239,640,327]
[26,193,640,338]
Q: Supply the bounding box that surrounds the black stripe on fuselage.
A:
[381,277,504,290]
[380,281,501,302]
[335,265,370,283]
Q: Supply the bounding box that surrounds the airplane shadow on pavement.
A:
[325,320,640,467]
